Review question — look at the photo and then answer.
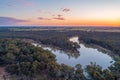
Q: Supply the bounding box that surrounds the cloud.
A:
[62,8,71,12]
[53,17,65,20]
[38,17,51,20]
[57,14,62,17]
[0,17,29,25]
[53,15,65,20]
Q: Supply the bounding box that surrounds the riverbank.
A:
[69,36,117,59]
[23,37,117,60]
[81,42,119,59]
[33,39,114,69]
[21,38,80,54]
[22,37,118,60]
[32,42,80,57]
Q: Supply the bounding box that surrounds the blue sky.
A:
[0,0,120,26]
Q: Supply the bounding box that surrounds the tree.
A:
[74,64,85,80]
[109,60,120,79]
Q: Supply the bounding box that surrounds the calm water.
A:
[33,36,114,69]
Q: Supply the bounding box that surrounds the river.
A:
[32,36,114,69]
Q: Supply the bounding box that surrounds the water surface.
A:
[33,37,114,69]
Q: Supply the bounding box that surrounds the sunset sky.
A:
[0,0,120,27]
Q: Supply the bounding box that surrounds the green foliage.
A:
[0,39,58,78]
[0,27,120,80]
[86,62,115,80]
[0,28,120,56]
[109,60,120,79]
[0,39,85,80]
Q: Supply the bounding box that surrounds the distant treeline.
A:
[0,28,120,56]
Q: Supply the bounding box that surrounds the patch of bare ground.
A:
[0,67,10,80]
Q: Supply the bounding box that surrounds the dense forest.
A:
[0,27,120,80]
[0,39,86,80]
[0,39,120,80]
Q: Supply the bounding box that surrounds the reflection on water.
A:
[32,36,114,69]
[38,45,80,59]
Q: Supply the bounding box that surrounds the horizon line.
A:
[0,25,120,28]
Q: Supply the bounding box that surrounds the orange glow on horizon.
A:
[18,19,120,27]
